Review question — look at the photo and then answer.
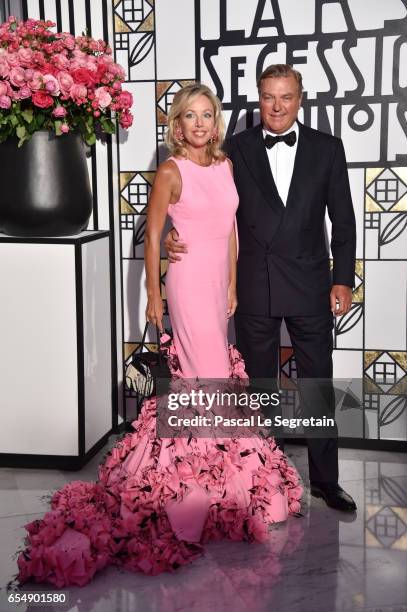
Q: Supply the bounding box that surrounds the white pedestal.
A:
[0,231,114,469]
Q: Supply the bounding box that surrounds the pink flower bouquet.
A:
[0,16,133,146]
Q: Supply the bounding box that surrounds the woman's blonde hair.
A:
[165,83,226,162]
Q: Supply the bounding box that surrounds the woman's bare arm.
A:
[144,160,180,329]
[226,157,238,317]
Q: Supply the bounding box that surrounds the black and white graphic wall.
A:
[115,0,407,445]
[19,1,407,445]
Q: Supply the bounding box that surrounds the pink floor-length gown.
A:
[165,157,235,378]
[16,158,303,588]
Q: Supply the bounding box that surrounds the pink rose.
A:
[0,94,11,109]
[52,106,67,118]
[60,123,69,133]
[119,110,133,129]
[116,90,133,110]
[6,51,20,67]
[0,81,8,96]
[52,53,69,70]
[17,48,33,67]
[63,34,75,51]
[32,90,54,109]
[5,81,13,97]
[42,43,56,56]
[109,63,125,79]
[94,86,111,110]
[69,83,87,104]
[32,51,45,66]
[9,67,26,88]
[40,62,59,77]
[72,68,94,86]
[17,85,32,100]
[86,58,98,73]
[43,74,60,95]
[0,57,9,78]
[57,71,74,96]
[100,55,113,67]
[69,60,80,72]
[93,64,107,83]
[27,71,42,91]
[72,51,88,67]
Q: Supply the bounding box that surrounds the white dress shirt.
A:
[263,122,299,206]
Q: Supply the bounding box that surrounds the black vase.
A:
[0,131,93,237]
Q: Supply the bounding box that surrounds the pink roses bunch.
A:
[0,16,133,145]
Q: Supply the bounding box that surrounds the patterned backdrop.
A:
[115,0,407,444]
[18,1,407,445]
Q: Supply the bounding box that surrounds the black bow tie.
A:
[264,131,296,149]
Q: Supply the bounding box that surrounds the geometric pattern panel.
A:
[120,171,155,215]
[156,80,195,162]
[114,0,153,33]
[364,351,407,440]
[365,352,406,393]
[366,168,407,212]
[115,1,157,418]
[365,168,407,260]
[115,1,185,414]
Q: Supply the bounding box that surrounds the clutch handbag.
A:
[125,322,171,399]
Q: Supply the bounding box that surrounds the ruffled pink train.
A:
[17,343,303,587]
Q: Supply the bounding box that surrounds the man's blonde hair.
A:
[257,64,303,96]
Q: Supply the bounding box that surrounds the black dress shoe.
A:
[310,482,357,512]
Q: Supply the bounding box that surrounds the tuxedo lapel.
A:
[236,124,285,213]
[285,122,312,210]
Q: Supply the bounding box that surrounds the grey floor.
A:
[1,442,406,612]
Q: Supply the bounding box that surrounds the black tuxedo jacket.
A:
[224,122,356,317]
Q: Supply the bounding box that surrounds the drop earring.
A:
[209,130,218,144]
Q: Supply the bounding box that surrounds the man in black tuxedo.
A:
[166,64,357,512]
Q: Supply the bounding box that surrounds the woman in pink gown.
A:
[16,84,303,588]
